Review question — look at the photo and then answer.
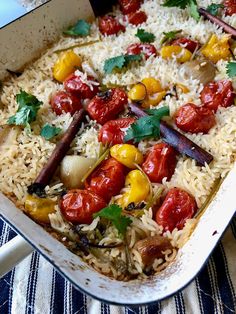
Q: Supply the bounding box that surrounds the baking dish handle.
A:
[0,235,33,277]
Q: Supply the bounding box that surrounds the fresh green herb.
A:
[206,3,224,16]
[226,62,236,78]
[163,0,200,21]
[7,90,42,131]
[104,54,142,74]
[189,0,200,20]
[94,204,132,237]
[124,106,170,143]
[160,30,182,45]
[40,124,61,140]
[135,28,155,43]
[64,19,91,37]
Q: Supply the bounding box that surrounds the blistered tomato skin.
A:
[60,189,106,224]
[175,103,216,134]
[155,188,198,232]
[85,158,126,202]
[171,38,199,53]
[119,0,141,14]
[127,11,147,25]
[50,91,82,115]
[126,43,157,59]
[224,0,236,16]
[87,89,128,125]
[64,73,99,100]
[142,143,177,183]
[200,80,235,112]
[98,117,136,145]
[99,15,125,36]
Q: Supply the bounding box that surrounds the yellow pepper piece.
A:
[160,45,192,63]
[53,50,82,82]
[128,83,147,101]
[118,170,150,208]
[176,83,190,94]
[142,91,167,108]
[25,194,56,224]
[110,144,143,169]
[141,77,162,95]
[201,34,231,63]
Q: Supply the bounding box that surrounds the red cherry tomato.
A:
[85,158,126,202]
[87,89,128,125]
[127,10,147,25]
[223,0,236,16]
[50,91,82,115]
[126,43,157,59]
[142,143,177,183]
[171,37,199,53]
[118,0,141,14]
[64,73,99,99]
[98,117,136,145]
[200,80,235,112]
[175,103,216,134]
[155,188,197,232]
[99,15,125,36]
[60,189,106,224]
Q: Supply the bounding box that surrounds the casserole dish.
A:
[0,0,236,305]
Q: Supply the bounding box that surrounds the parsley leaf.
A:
[104,54,142,74]
[206,3,224,16]
[40,124,61,140]
[93,204,132,237]
[64,19,91,37]
[124,106,170,143]
[226,62,236,78]
[163,0,200,21]
[160,30,182,45]
[135,29,155,43]
[7,90,42,130]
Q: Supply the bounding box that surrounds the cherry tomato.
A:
[87,89,128,125]
[50,91,82,115]
[85,158,126,202]
[200,80,235,112]
[60,189,106,224]
[127,10,147,25]
[155,188,197,232]
[98,117,136,145]
[223,0,236,16]
[175,103,216,134]
[171,37,199,53]
[118,0,141,14]
[64,73,99,99]
[99,15,125,36]
[126,43,157,59]
[142,143,177,183]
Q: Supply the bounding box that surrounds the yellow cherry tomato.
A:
[176,83,190,94]
[142,91,167,108]
[25,195,56,224]
[141,77,162,95]
[128,83,147,101]
[160,45,192,63]
[201,34,231,63]
[110,144,143,169]
[53,50,82,82]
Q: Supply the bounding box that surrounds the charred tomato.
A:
[50,91,82,115]
[171,37,199,53]
[99,15,125,36]
[126,43,157,59]
[118,0,141,14]
[127,10,147,25]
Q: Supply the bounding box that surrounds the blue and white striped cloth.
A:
[0,217,235,314]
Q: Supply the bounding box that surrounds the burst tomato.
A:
[127,10,147,25]
[60,189,106,224]
[200,80,235,112]
[142,143,177,183]
[87,89,128,125]
[85,158,126,202]
[126,43,157,59]
[50,91,82,115]
[98,117,136,145]
[175,103,216,134]
[171,37,199,53]
[64,72,99,99]
[99,15,125,36]
[224,0,236,16]
[119,0,141,14]
[155,188,197,232]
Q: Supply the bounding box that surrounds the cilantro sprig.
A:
[93,204,132,237]
[206,3,224,16]
[226,62,236,78]
[40,124,61,140]
[124,106,170,143]
[104,54,142,74]
[163,0,200,21]
[64,19,91,37]
[160,30,182,45]
[8,90,42,131]
[135,29,155,43]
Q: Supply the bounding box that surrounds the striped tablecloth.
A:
[0,217,235,314]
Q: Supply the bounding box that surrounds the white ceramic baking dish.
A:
[0,0,235,305]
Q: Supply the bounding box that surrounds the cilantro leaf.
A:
[189,0,200,21]
[135,29,155,43]
[104,54,142,74]
[206,3,224,16]
[163,0,200,21]
[160,30,182,44]
[64,19,91,37]
[94,204,132,237]
[226,62,236,78]
[7,90,42,129]
[40,124,61,140]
